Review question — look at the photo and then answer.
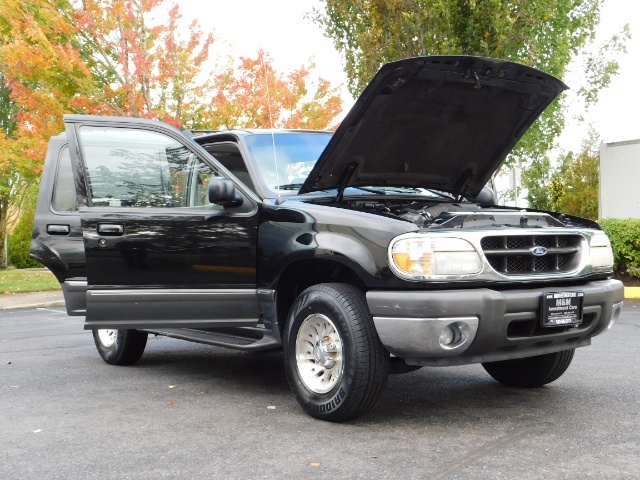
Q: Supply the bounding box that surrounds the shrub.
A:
[599,218,640,277]
[8,190,42,269]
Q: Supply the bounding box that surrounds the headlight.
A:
[590,233,614,268]
[390,237,482,279]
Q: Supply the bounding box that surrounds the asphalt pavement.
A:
[1,303,639,479]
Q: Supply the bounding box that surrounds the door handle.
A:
[97,223,124,236]
[47,224,70,235]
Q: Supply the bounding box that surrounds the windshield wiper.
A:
[350,186,455,199]
[351,186,386,194]
[275,183,305,190]
[424,189,455,199]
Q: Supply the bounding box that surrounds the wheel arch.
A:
[275,257,368,328]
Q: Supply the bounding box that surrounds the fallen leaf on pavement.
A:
[166,401,176,406]
[196,391,205,395]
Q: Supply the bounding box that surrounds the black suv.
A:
[32,56,624,421]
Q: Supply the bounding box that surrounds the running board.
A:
[143,326,282,351]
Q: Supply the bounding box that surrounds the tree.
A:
[7,185,41,268]
[312,0,628,165]
[522,128,600,219]
[0,72,23,268]
[522,154,554,211]
[71,0,215,126]
[1,0,343,133]
[0,72,16,136]
[0,0,219,165]
[551,130,600,220]
[203,50,343,131]
[0,0,94,267]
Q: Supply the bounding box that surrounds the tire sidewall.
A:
[93,329,124,363]
[284,287,360,418]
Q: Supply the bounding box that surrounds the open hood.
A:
[299,56,567,198]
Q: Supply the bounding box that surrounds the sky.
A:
[178,0,640,152]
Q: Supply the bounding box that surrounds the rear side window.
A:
[52,146,77,212]
[77,126,219,209]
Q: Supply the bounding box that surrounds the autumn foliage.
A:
[2,0,344,134]
[207,50,343,131]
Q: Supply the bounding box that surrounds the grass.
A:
[0,268,61,294]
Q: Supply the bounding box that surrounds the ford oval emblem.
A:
[531,246,548,256]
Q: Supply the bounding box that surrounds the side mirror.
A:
[208,177,244,208]
[473,185,498,205]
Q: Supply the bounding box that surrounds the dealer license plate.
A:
[541,291,584,327]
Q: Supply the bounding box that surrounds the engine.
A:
[341,199,573,229]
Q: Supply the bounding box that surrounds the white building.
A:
[599,139,640,219]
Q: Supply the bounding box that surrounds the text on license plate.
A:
[541,291,584,327]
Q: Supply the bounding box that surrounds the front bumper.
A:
[367,279,624,367]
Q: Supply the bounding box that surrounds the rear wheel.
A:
[92,329,148,365]
[283,283,389,422]
[482,349,575,388]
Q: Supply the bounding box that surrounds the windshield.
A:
[242,132,452,199]
[243,132,332,195]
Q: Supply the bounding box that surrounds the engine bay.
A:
[330,198,585,229]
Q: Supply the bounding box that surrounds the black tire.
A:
[482,349,575,388]
[283,283,389,422]
[92,329,148,366]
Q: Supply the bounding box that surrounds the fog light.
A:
[439,325,456,346]
[439,323,467,349]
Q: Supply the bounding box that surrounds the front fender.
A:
[257,201,416,287]
[313,231,378,276]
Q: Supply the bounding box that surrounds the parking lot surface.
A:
[1,303,639,479]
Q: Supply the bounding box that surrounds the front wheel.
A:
[92,329,148,365]
[482,349,575,388]
[283,283,389,422]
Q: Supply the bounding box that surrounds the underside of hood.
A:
[299,56,567,198]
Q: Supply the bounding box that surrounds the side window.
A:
[77,126,219,209]
[52,146,77,212]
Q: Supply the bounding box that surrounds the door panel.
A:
[65,116,259,329]
[81,208,256,288]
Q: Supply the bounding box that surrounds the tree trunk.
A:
[0,206,7,269]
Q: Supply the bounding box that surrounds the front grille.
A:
[481,234,582,275]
